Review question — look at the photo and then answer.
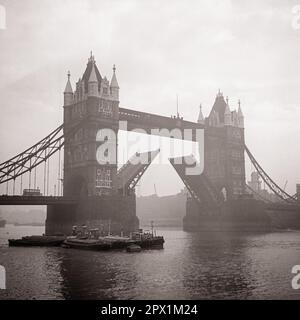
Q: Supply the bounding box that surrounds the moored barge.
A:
[8,227,165,251]
[8,235,66,247]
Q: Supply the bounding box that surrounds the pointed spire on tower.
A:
[64,71,73,93]
[88,51,95,63]
[237,99,243,116]
[110,64,119,88]
[224,100,230,113]
[237,99,244,128]
[224,100,232,126]
[88,61,98,83]
[197,104,205,124]
[64,71,73,106]
[88,61,99,97]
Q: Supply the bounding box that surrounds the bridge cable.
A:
[0,118,89,187]
[244,144,296,204]
[43,150,46,196]
[34,166,37,190]
[20,175,22,195]
[58,144,61,197]
[47,157,50,196]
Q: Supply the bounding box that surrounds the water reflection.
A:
[181,232,256,299]
[57,249,139,299]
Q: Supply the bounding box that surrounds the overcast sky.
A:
[0,0,300,196]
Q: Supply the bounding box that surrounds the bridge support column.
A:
[183,198,271,232]
[45,194,139,236]
[46,203,78,235]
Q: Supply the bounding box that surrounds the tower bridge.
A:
[0,53,299,234]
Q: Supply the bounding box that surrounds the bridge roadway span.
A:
[0,195,77,206]
[0,195,298,214]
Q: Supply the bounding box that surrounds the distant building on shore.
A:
[136,189,187,227]
[296,184,300,201]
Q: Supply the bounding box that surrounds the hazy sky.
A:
[0,0,300,196]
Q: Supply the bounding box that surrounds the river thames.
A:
[0,225,299,299]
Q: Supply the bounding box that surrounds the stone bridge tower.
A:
[46,54,138,235]
[63,53,120,198]
[204,90,246,200]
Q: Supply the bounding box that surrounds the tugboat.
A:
[62,237,112,251]
[130,229,165,249]
[62,225,165,252]
[62,226,126,251]
[131,221,165,249]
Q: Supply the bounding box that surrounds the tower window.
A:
[98,100,113,118]
[231,150,242,159]
[232,166,242,174]
[96,168,112,189]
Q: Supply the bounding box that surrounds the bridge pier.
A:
[267,208,300,230]
[183,197,271,232]
[46,194,139,236]
[46,203,77,235]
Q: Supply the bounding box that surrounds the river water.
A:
[0,225,299,299]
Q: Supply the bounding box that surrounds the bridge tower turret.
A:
[63,71,73,106]
[237,100,244,128]
[197,104,205,124]
[110,64,119,101]
[224,100,232,126]
[88,60,99,97]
